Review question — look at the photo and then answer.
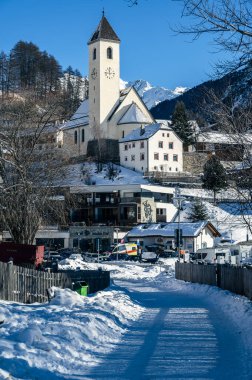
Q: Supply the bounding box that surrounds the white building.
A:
[119,122,183,173]
[126,221,221,253]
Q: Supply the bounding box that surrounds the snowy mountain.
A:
[121,79,188,109]
[151,63,252,121]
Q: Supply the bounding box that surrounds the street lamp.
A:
[173,187,185,262]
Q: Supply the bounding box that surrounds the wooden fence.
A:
[0,261,110,304]
[175,262,252,300]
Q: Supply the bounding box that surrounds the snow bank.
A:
[0,284,144,378]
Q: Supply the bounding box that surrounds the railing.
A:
[120,197,141,203]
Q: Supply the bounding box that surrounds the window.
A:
[125,156,128,161]
[154,153,159,160]
[74,131,78,144]
[124,144,128,151]
[140,153,145,160]
[93,48,96,60]
[132,142,135,148]
[129,144,131,149]
[164,154,168,161]
[173,154,178,162]
[122,131,124,138]
[94,98,95,103]
[162,133,165,137]
[140,141,144,148]
[160,166,163,171]
[169,142,174,149]
[131,155,135,161]
[158,141,163,148]
[81,129,85,142]
[167,133,169,137]
[107,47,112,59]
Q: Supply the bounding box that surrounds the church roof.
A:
[88,16,120,44]
[118,102,152,125]
[61,99,89,130]
[119,123,161,143]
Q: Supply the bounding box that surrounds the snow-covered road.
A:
[0,260,251,379]
[69,279,252,379]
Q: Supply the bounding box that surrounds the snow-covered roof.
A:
[127,221,220,238]
[196,132,252,145]
[61,99,89,130]
[119,123,170,143]
[118,102,151,125]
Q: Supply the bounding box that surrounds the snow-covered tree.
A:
[188,199,209,222]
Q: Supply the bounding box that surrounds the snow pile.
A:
[0,285,144,378]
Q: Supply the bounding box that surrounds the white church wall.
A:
[108,88,153,140]
[89,39,120,138]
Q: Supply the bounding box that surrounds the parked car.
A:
[69,253,83,261]
[140,251,159,263]
[160,250,177,258]
[83,252,110,262]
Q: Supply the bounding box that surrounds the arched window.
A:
[107,47,112,59]
[81,129,85,142]
[93,48,96,60]
[74,131,78,144]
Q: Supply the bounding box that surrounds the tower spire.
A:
[102,8,105,17]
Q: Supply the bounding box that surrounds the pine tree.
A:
[171,101,194,148]
[202,155,228,203]
[188,199,209,222]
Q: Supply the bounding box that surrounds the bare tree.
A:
[174,0,252,72]
[196,91,252,233]
[0,92,69,244]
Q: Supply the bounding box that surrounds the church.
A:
[61,14,183,172]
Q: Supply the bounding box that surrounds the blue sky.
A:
[0,0,226,89]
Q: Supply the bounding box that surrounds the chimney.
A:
[140,125,145,136]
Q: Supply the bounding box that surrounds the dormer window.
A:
[107,47,112,59]
[93,48,96,60]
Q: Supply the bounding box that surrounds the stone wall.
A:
[183,152,210,175]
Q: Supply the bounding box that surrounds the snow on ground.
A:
[0,259,252,379]
[180,200,252,242]
[56,162,148,188]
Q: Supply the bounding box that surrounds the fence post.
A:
[6,261,13,301]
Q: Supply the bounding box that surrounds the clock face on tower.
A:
[105,67,115,79]
[91,68,97,80]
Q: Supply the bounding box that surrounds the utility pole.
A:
[173,187,185,262]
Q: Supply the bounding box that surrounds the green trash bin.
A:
[73,281,89,296]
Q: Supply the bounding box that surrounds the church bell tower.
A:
[88,14,120,136]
